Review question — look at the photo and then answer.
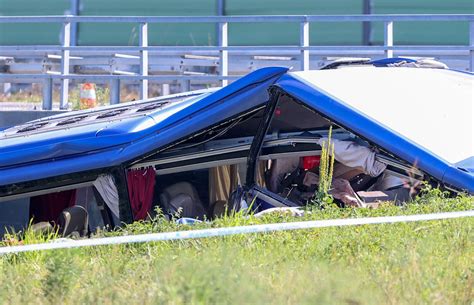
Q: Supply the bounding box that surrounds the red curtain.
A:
[127,167,156,220]
[29,190,76,224]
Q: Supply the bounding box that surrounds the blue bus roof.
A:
[0,66,288,185]
[1,65,473,193]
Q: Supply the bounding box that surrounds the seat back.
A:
[58,206,88,237]
[267,157,300,193]
[159,182,207,219]
[30,221,53,234]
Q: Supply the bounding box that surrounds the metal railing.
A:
[1,14,473,110]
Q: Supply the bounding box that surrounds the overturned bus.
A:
[1,58,473,236]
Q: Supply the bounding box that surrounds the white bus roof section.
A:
[290,67,474,166]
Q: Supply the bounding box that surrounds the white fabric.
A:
[93,175,120,219]
[291,68,474,165]
[254,207,305,218]
[317,138,386,177]
[318,138,403,189]
[267,138,404,191]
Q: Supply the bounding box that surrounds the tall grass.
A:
[316,126,335,205]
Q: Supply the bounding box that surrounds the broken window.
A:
[0,179,120,238]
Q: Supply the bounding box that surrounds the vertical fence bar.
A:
[42,78,53,110]
[161,83,170,96]
[384,21,394,58]
[218,21,228,87]
[300,20,310,71]
[69,0,79,47]
[139,22,148,100]
[110,79,120,105]
[469,21,474,72]
[60,21,71,109]
[3,83,11,96]
[180,80,190,92]
[216,0,225,38]
[362,0,373,45]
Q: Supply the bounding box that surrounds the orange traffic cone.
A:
[80,83,97,109]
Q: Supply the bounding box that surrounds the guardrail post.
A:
[69,0,79,46]
[469,21,474,72]
[180,79,190,92]
[218,21,228,87]
[42,78,53,110]
[110,79,120,105]
[3,83,11,96]
[384,21,394,58]
[60,21,71,109]
[139,22,148,100]
[161,83,170,96]
[300,20,310,71]
[362,0,373,45]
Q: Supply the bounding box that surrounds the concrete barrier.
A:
[0,110,68,130]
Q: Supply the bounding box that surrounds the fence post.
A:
[362,0,373,45]
[469,21,474,72]
[69,0,79,47]
[216,0,225,37]
[42,78,53,110]
[3,83,11,96]
[300,20,310,71]
[139,22,149,100]
[60,21,71,109]
[180,80,190,92]
[161,83,170,96]
[218,21,228,87]
[384,21,393,58]
[110,79,120,105]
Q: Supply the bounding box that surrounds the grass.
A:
[0,188,473,305]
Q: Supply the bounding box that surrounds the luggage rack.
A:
[131,128,420,179]
[130,131,329,173]
[1,88,215,138]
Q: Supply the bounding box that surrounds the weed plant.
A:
[315,126,335,206]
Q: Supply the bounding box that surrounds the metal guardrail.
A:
[1,14,473,110]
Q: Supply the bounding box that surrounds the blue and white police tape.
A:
[0,210,473,255]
